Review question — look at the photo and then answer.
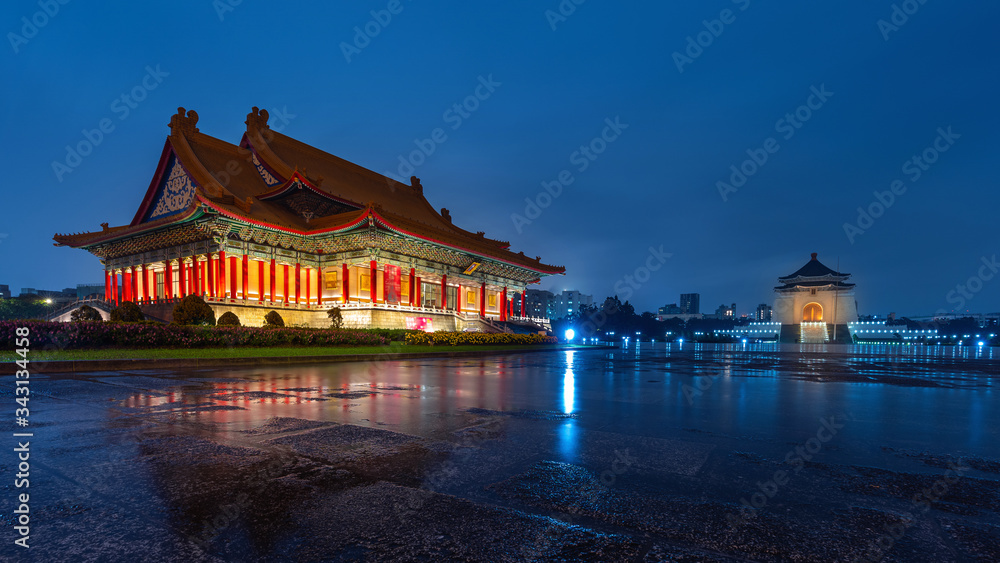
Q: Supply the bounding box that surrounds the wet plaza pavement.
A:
[2,343,999,561]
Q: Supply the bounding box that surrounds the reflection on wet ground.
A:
[3,343,998,561]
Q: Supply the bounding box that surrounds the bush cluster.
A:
[0,320,387,350]
[405,331,557,346]
[110,301,145,323]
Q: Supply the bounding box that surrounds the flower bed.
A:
[0,320,387,350]
[404,331,557,346]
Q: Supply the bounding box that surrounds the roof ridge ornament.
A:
[168,107,199,136]
[246,106,270,132]
[410,176,422,193]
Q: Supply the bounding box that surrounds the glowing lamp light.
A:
[978,341,985,347]
[564,329,575,341]
[44,298,52,304]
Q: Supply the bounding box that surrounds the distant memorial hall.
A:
[775,253,857,343]
[54,107,563,329]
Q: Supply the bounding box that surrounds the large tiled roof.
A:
[778,253,850,281]
[55,107,563,275]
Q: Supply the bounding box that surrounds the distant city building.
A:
[659,303,682,315]
[755,303,773,322]
[76,283,105,300]
[680,293,700,315]
[0,284,10,299]
[524,289,554,319]
[551,290,592,319]
[714,303,736,318]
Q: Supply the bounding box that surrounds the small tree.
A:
[263,310,285,328]
[71,304,103,322]
[217,311,241,326]
[110,301,145,323]
[172,295,216,326]
[327,306,343,329]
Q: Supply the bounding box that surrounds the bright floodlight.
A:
[565,329,575,341]
[44,298,52,304]
[978,341,985,346]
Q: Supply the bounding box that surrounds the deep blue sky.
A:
[3,0,998,317]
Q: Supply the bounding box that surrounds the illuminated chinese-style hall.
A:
[774,253,858,344]
[54,107,563,330]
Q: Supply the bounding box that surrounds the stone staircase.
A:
[799,322,829,344]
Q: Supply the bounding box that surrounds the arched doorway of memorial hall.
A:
[802,302,823,322]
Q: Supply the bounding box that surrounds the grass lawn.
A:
[0,343,569,362]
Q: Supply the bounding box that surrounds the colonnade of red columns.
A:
[102,256,529,319]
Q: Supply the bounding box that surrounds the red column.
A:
[316,267,322,307]
[440,274,447,310]
[113,271,120,304]
[295,263,301,305]
[201,261,207,296]
[177,260,186,298]
[194,257,203,296]
[204,254,213,298]
[342,263,349,303]
[217,251,226,297]
[283,264,289,303]
[305,268,311,307]
[140,266,148,303]
[415,276,421,306]
[229,256,238,299]
[369,260,377,303]
[104,270,111,301]
[409,268,415,306]
[122,270,130,302]
[479,283,486,317]
[501,287,507,321]
[150,267,158,302]
[241,254,249,300]
[258,260,265,302]
[270,259,276,302]
[521,291,526,317]
[164,261,172,300]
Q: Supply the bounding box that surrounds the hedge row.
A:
[404,331,557,346]
[0,320,386,350]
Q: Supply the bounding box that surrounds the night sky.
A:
[3,0,998,317]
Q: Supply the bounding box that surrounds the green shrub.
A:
[264,311,285,328]
[71,305,103,322]
[110,301,145,323]
[172,295,215,326]
[217,311,241,326]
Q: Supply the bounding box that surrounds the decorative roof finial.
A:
[410,176,422,193]
[245,106,270,131]
[441,208,451,222]
[811,252,818,260]
[168,107,199,135]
